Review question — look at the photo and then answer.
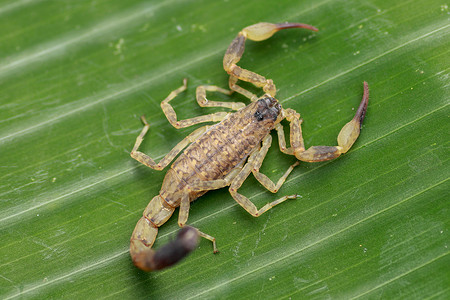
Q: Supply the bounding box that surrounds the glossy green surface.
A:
[0,0,448,298]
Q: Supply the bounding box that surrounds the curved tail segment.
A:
[223,22,318,99]
[130,195,199,271]
[130,222,199,271]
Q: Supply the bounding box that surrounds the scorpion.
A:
[130,22,369,271]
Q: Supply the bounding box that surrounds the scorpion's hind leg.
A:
[223,22,318,98]
[130,195,199,271]
[177,165,246,253]
[178,194,219,253]
[284,82,369,162]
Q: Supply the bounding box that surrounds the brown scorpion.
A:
[130,22,369,271]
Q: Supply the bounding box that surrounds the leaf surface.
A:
[0,0,448,299]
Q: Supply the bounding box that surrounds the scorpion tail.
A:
[130,223,198,271]
[130,196,199,271]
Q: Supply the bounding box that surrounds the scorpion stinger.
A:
[130,222,198,271]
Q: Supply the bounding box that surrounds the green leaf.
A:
[0,0,448,298]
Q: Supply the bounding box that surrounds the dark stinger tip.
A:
[177,226,199,252]
[151,227,199,270]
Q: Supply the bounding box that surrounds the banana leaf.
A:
[0,0,448,298]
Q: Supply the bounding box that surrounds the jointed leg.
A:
[229,138,299,217]
[175,161,247,254]
[196,84,246,110]
[131,116,210,170]
[223,22,318,98]
[161,79,229,128]
[281,82,369,162]
[251,134,299,193]
[178,194,218,253]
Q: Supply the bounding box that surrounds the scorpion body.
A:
[130,97,285,271]
[130,22,369,271]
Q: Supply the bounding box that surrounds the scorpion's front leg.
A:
[229,137,299,217]
[280,82,369,162]
[196,84,246,111]
[223,22,318,99]
[161,79,230,128]
[251,134,299,193]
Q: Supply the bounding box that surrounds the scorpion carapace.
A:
[254,96,281,122]
[130,22,369,271]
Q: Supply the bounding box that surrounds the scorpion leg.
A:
[283,82,369,162]
[224,22,318,98]
[177,164,246,253]
[251,134,299,193]
[178,194,219,253]
[229,137,299,217]
[196,84,246,110]
[161,79,229,128]
[131,116,211,170]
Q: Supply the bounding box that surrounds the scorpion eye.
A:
[254,111,264,121]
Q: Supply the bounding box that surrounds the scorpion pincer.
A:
[129,22,369,271]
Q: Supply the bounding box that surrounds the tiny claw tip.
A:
[275,23,319,32]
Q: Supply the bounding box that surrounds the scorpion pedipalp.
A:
[242,22,318,41]
[223,22,318,99]
[276,82,369,162]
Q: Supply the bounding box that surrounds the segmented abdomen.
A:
[162,111,267,205]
